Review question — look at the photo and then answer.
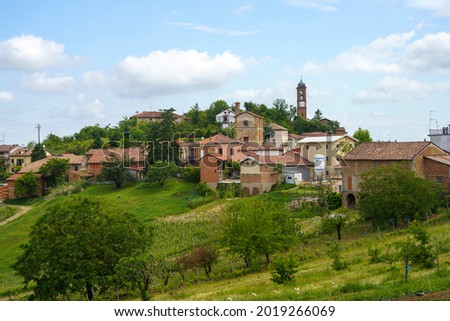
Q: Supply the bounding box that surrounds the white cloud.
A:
[406,0,450,16]
[283,0,338,11]
[69,98,106,119]
[113,49,247,98]
[82,71,109,88]
[351,77,450,104]
[0,91,14,103]
[305,31,415,74]
[168,22,259,36]
[236,4,253,16]
[0,34,78,71]
[404,32,450,73]
[22,72,75,93]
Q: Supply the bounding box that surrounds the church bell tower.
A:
[296,78,307,120]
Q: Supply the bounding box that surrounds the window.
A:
[230,148,234,156]
[326,144,329,150]
[218,148,223,155]
[243,136,249,142]
[306,145,309,150]
[243,120,249,126]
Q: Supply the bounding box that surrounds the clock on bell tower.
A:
[297,78,307,120]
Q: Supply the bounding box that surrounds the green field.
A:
[1,180,449,300]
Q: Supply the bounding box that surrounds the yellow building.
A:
[8,148,33,174]
[296,134,358,179]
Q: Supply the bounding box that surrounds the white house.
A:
[216,109,235,129]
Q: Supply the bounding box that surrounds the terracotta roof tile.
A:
[344,141,435,161]
[133,111,181,119]
[86,147,144,164]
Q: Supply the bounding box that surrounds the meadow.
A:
[1,179,449,300]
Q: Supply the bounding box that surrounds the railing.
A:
[430,127,450,135]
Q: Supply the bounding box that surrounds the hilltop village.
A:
[1,79,450,203]
[1,79,450,301]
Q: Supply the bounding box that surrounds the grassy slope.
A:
[1,181,449,300]
[154,219,450,301]
[0,179,197,277]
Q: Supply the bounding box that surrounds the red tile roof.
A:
[343,141,438,161]
[198,134,239,145]
[10,147,33,157]
[235,111,264,119]
[133,111,181,119]
[86,147,144,164]
[204,153,227,161]
[17,154,83,173]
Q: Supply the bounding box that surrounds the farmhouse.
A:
[342,141,446,207]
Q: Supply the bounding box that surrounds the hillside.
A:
[1,181,449,300]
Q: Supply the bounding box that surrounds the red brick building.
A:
[424,155,450,193]
[342,141,446,207]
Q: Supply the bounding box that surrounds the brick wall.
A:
[200,155,220,189]
[424,158,450,193]
[0,185,8,199]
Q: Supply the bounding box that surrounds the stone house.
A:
[234,111,264,146]
[342,141,446,207]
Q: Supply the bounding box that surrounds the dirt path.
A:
[0,205,32,227]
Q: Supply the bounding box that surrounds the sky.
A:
[1,0,450,145]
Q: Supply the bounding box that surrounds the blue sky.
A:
[1,0,450,145]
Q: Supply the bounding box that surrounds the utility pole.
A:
[36,124,42,144]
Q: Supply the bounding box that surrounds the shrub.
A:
[270,256,299,285]
[46,179,87,200]
[14,172,40,198]
[326,243,348,271]
[187,196,215,209]
[406,223,435,269]
[368,246,383,264]
[195,182,216,197]
[217,182,241,198]
[181,167,200,183]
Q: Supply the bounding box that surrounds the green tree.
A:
[359,165,440,225]
[114,252,157,301]
[13,196,150,300]
[220,197,297,268]
[100,154,136,188]
[145,161,178,187]
[14,172,41,198]
[39,158,70,187]
[270,255,299,284]
[353,127,373,145]
[31,143,47,162]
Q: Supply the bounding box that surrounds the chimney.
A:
[235,102,240,115]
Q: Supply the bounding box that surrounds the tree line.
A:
[36,99,344,156]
